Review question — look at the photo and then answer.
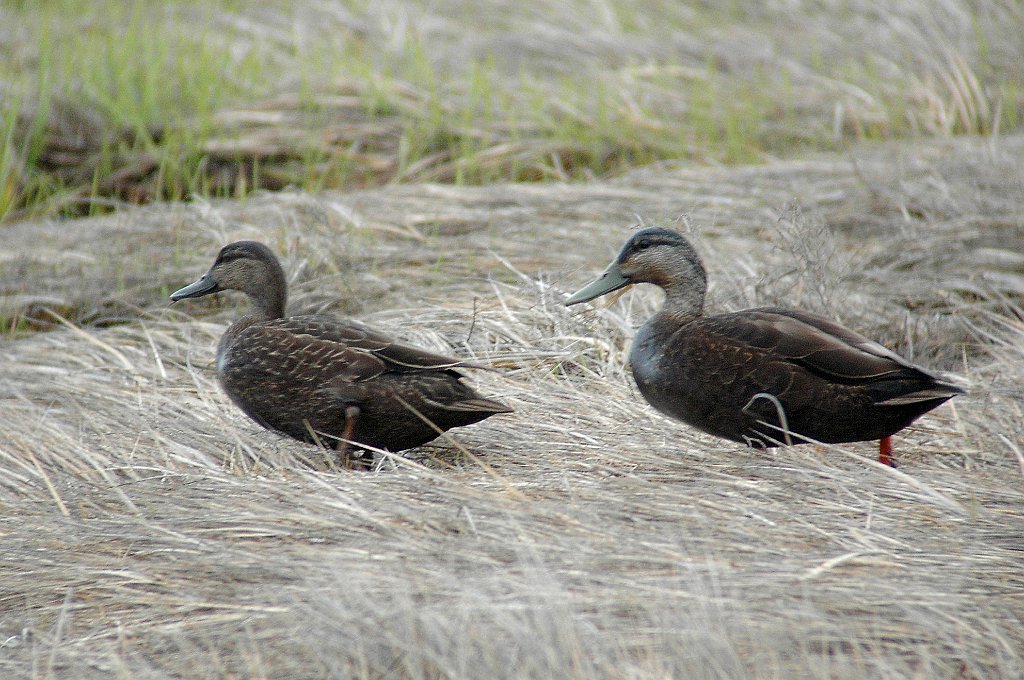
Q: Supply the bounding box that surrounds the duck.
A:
[565,227,962,466]
[171,240,511,467]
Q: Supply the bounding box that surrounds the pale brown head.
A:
[170,241,288,320]
[565,228,708,316]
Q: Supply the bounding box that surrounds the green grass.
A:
[1,0,271,219]
[2,0,1022,221]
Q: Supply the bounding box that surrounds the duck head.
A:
[171,241,287,320]
[565,227,708,315]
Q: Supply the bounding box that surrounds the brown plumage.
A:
[566,227,962,466]
[171,241,511,466]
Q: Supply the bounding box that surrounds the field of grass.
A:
[2,2,1024,678]
[2,133,1024,677]
[2,0,1023,220]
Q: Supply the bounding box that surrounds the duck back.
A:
[630,308,960,447]
[216,314,510,452]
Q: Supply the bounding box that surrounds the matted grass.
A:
[2,0,1023,219]
[1,135,1022,677]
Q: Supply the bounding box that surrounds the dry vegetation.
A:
[3,0,1023,217]
[3,1,1024,678]
[1,133,1023,678]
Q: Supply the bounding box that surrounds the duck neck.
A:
[249,294,285,321]
[658,284,705,319]
[247,266,287,321]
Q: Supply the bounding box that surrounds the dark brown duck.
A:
[171,241,511,466]
[566,227,962,466]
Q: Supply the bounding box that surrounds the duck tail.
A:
[443,397,514,414]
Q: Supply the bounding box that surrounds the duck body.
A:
[630,307,958,448]
[172,241,510,461]
[566,227,962,463]
[216,314,507,452]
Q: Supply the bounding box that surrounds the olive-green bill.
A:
[565,263,632,306]
[170,272,220,301]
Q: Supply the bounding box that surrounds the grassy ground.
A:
[2,0,1023,220]
[2,2,1024,677]
[1,134,1023,677]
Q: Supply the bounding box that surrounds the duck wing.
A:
[701,307,961,399]
[262,315,480,377]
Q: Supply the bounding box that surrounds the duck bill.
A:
[565,263,632,306]
[170,272,220,301]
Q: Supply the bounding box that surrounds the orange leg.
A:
[878,436,895,467]
[339,405,362,469]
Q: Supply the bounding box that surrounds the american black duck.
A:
[171,241,511,467]
[565,227,962,466]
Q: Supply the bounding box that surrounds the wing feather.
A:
[702,307,928,384]
[260,315,479,374]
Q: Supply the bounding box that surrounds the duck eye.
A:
[634,238,652,251]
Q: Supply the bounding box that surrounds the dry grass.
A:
[4,0,1023,218]
[2,134,1024,678]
